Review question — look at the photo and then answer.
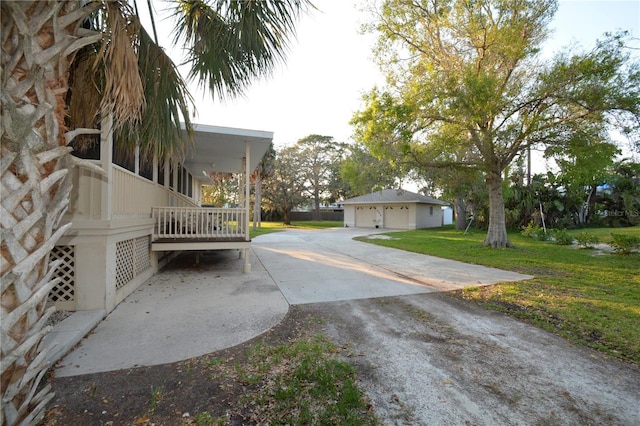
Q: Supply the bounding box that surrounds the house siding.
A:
[50,119,263,314]
[416,204,443,228]
[345,202,444,230]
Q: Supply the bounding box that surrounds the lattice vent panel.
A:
[135,236,151,274]
[115,239,134,289]
[49,246,75,302]
[116,236,151,290]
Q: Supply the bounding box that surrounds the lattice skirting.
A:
[49,236,152,309]
[116,236,151,290]
[49,245,76,303]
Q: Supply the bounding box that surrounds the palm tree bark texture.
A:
[1,2,98,425]
[1,1,310,424]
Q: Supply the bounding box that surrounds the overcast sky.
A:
[144,0,640,149]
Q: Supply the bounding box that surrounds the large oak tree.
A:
[353,0,640,247]
[262,145,307,225]
[295,135,343,220]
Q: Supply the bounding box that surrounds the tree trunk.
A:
[283,208,291,225]
[583,184,597,225]
[454,195,467,231]
[483,172,512,248]
[313,190,320,221]
[1,2,97,425]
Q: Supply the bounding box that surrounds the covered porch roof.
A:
[182,123,273,182]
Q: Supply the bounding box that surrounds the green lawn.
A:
[250,221,342,239]
[566,226,640,243]
[355,226,640,364]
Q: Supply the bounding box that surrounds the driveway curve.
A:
[252,227,532,304]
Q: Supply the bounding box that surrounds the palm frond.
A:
[94,0,145,129]
[67,44,104,149]
[172,0,312,99]
[68,2,194,162]
[135,25,194,162]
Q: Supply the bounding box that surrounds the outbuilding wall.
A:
[416,204,443,228]
[344,203,443,229]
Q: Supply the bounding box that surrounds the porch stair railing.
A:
[152,206,247,240]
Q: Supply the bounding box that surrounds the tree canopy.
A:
[339,142,400,196]
[353,0,640,247]
[262,145,307,224]
[295,135,344,219]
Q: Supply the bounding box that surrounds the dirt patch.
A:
[44,294,640,425]
[43,308,323,425]
[45,309,72,328]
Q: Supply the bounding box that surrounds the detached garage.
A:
[343,189,447,229]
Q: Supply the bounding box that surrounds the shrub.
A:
[520,222,538,238]
[521,222,549,241]
[609,233,640,255]
[575,232,600,249]
[552,229,574,245]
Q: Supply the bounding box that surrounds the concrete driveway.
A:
[50,227,640,424]
[53,227,530,377]
[252,227,531,304]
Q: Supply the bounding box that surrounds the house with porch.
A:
[48,117,272,314]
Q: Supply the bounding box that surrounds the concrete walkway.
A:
[51,228,531,377]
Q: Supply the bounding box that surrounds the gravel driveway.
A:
[293,295,640,425]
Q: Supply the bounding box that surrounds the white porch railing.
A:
[114,166,198,216]
[152,206,247,240]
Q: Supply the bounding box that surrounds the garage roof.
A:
[343,189,447,205]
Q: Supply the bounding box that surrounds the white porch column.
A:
[243,140,251,273]
[163,154,170,188]
[173,160,179,190]
[152,150,158,183]
[134,144,140,175]
[100,113,113,220]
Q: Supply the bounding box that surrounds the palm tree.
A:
[1,1,311,424]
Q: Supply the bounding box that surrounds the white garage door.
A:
[355,206,377,227]
[383,205,409,229]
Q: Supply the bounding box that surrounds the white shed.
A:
[343,189,447,229]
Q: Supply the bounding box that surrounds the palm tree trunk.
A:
[1,2,97,425]
[483,171,512,248]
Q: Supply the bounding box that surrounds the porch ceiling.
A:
[182,123,273,182]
